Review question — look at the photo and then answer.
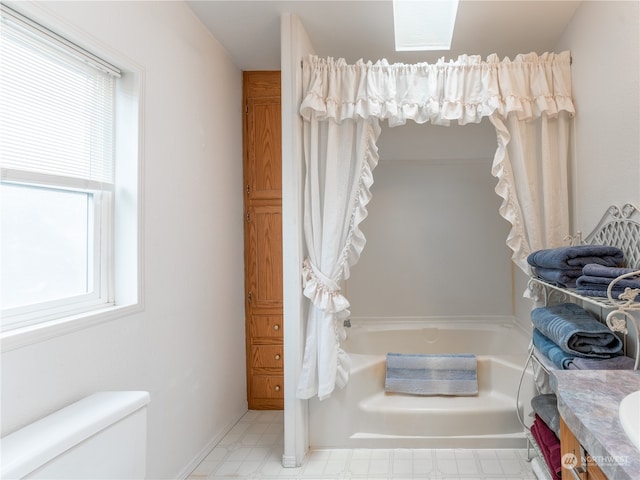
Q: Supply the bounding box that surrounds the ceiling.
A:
[186,0,582,70]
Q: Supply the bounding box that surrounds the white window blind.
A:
[0,4,119,191]
[1,5,122,331]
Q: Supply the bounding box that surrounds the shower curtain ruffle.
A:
[300,119,379,310]
[302,258,350,314]
[300,52,574,127]
[298,51,575,400]
[297,117,380,400]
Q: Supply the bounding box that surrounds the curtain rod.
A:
[302,54,574,68]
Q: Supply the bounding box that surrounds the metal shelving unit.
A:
[524,204,640,479]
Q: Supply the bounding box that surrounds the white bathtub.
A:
[309,317,535,449]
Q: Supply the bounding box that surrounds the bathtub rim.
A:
[345,315,530,335]
[343,315,531,356]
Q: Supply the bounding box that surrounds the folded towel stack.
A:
[531,394,560,438]
[531,303,629,370]
[527,245,624,288]
[532,303,622,357]
[575,263,640,298]
[532,329,575,369]
[530,395,562,478]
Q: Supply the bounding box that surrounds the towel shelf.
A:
[528,203,640,370]
[525,204,640,479]
[528,277,638,311]
[529,276,640,370]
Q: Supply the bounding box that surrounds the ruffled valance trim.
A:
[300,52,575,127]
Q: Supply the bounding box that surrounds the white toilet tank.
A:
[1,391,150,479]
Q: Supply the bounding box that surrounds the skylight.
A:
[393,0,459,51]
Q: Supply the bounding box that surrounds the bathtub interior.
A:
[309,317,535,449]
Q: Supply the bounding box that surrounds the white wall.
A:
[556,0,640,232]
[0,2,246,478]
[347,120,514,319]
[281,13,314,468]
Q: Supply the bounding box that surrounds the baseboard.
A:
[176,405,248,479]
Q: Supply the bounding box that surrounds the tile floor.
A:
[187,410,537,479]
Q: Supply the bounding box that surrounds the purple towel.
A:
[530,415,561,478]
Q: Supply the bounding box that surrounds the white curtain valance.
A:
[301,51,575,127]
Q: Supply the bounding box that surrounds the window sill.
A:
[0,303,142,352]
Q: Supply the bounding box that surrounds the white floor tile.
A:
[186,410,536,480]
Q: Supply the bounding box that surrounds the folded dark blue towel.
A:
[527,245,624,270]
[576,275,640,291]
[582,264,640,278]
[575,288,627,298]
[532,329,575,369]
[531,303,623,358]
[531,267,583,288]
[575,265,640,298]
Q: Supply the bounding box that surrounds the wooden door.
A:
[243,71,283,409]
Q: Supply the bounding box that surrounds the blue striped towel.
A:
[531,303,622,358]
[385,353,478,396]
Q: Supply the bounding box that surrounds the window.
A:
[0,5,139,339]
[393,0,459,51]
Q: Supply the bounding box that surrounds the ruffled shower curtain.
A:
[297,52,575,400]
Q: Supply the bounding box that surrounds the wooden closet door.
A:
[243,71,283,409]
[246,205,283,309]
[245,96,281,201]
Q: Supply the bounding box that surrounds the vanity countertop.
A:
[551,369,640,480]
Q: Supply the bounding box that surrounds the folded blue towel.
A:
[527,245,624,270]
[533,329,575,369]
[531,266,583,288]
[385,353,478,396]
[568,355,635,370]
[575,266,640,298]
[531,303,623,358]
[576,264,640,291]
[574,288,627,298]
[576,275,640,291]
[582,264,640,278]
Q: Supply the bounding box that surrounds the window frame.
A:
[0,3,143,351]
[1,179,114,329]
